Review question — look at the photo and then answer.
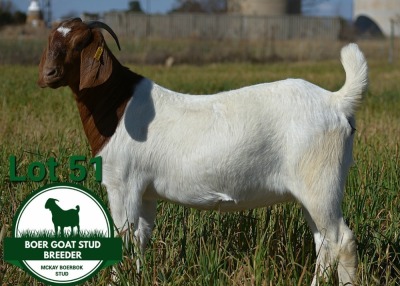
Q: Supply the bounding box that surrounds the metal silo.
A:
[228,0,288,16]
[354,0,400,37]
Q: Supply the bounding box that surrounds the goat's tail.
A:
[76,205,80,212]
[334,43,368,117]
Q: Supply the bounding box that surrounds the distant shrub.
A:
[0,1,26,27]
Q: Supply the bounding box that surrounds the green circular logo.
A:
[4,183,122,285]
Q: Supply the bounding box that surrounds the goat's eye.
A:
[72,33,92,52]
[74,41,86,52]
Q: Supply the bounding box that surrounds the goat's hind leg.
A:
[296,125,357,285]
[302,197,357,285]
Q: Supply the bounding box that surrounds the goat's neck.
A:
[72,61,143,156]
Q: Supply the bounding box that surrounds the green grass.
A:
[0,59,399,285]
[18,230,108,239]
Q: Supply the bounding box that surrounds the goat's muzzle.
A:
[38,64,65,88]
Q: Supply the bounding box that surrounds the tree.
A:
[13,11,26,24]
[200,0,227,13]
[287,0,301,14]
[170,1,204,13]
[129,1,144,13]
[0,10,13,26]
[171,0,227,13]
[0,1,26,26]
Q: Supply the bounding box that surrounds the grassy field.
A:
[0,57,399,285]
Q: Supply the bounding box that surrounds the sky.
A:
[12,0,176,19]
[11,0,353,21]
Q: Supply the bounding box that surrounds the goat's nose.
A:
[45,67,58,77]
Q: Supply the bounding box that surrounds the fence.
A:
[103,12,341,41]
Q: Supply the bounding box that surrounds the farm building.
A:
[354,0,400,37]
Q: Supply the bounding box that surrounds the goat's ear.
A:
[79,34,112,90]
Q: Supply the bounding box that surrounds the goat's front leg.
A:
[132,199,157,272]
[105,180,157,270]
[103,184,130,284]
[107,188,129,233]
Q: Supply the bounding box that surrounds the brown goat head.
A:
[38,18,121,92]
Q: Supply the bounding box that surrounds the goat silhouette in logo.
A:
[45,198,80,237]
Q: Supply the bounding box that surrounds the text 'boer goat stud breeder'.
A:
[38,18,367,285]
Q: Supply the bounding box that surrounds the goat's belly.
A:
[147,183,293,212]
[184,192,293,212]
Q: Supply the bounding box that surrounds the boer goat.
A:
[45,198,80,237]
[38,18,367,285]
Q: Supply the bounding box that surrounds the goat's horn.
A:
[86,21,121,51]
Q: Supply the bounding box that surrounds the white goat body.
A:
[37,18,367,285]
[99,44,367,286]
[100,44,366,213]
[103,79,331,210]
